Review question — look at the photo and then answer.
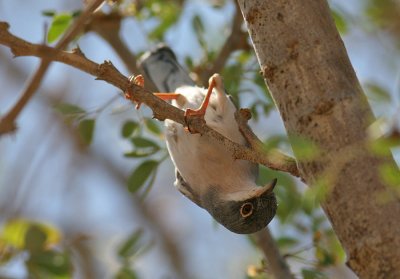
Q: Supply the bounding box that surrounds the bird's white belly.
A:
[164,85,255,196]
[165,119,250,196]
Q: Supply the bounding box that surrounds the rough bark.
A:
[237,0,400,278]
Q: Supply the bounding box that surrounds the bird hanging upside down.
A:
[126,47,277,234]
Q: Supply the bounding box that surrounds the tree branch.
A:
[0,22,300,178]
[0,0,105,135]
[254,229,295,279]
[85,12,139,74]
[195,1,250,86]
[85,11,158,92]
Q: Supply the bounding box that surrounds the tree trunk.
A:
[237,0,400,278]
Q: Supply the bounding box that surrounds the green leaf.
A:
[221,63,244,99]
[149,3,179,40]
[236,50,252,64]
[302,177,331,213]
[118,229,143,260]
[249,103,259,121]
[27,250,72,277]
[364,82,391,103]
[290,135,320,161]
[114,267,138,279]
[72,10,82,18]
[47,13,73,43]
[315,246,335,267]
[131,137,159,149]
[124,150,158,158]
[122,121,139,138]
[263,135,289,151]
[331,9,348,34]
[192,14,204,36]
[145,119,162,136]
[185,56,194,70]
[1,219,60,249]
[127,160,159,192]
[1,219,30,249]
[276,236,298,249]
[42,10,56,17]
[301,268,327,279]
[125,136,160,158]
[379,163,400,188]
[78,119,95,145]
[24,225,47,254]
[53,102,86,122]
[369,136,400,156]
[192,14,207,50]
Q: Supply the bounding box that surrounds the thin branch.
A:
[0,0,104,135]
[86,12,138,74]
[254,229,295,279]
[0,22,300,178]
[196,1,250,86]
[235,109,299,175]
[85,11,158,92]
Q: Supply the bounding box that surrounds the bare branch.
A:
[235,109,299,176]
[0,0,105,135]
[85,11,158,91]
[86,12,138,74]
[0,22,300,178]
[195,1,250,86]
[254,229,295,279]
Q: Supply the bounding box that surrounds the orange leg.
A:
[154,93,181,100]
[184,78,216,118]
[125,75,180,109]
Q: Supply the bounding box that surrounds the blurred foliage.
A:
[366,0,400,41]
[42,10,81,43]
[114,229,152,279]
[331,9,348,34]
[1,0,399,278]
[53,102,96,146]
[133,0,183,41]
[0,219,72,278]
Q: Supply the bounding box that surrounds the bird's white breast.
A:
[165,86,256,198]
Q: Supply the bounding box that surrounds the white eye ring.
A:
[240,202,254,218]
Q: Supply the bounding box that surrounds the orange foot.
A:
[125,75,144,109]
[184,74,221,133]
[125,74,181,110]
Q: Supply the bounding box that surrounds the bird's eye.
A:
[240,202,254,218]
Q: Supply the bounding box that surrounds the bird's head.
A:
[203,179,278,234]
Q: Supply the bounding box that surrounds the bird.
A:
[131,46,277,234]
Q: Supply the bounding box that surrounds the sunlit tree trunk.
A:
[237,0,400,278]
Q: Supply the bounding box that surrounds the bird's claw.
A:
[184,112,206,134]
[125,74,145,109]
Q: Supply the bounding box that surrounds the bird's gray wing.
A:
[139,46,197,202]
[138,45,195,92]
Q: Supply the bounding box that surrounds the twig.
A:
[0,22,300,178]
[254,229,295,279]
[85,12,139,74]
[235,109,299,176]
[196,1,250,86]
[85,12,158,92]
[0,0,104,135]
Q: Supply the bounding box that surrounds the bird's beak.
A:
[254,178,277,197]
